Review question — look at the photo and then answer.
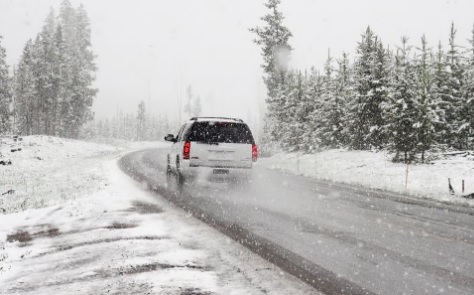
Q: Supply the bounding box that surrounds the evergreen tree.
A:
[445,23,467,149]
[386,37,418,162]
[273,70,295,150]
[13,40,36,135]
[280,70,311,151]
[372,41,391,146]
[0,36,12,134]
[250,0,292,98]
[53,24,69,136]
[12,1,97,138]
[59,0,76,45]
[192,96,202,117]
[349,27,386,150]
[184,85,192,118]
[137,101,146,141]
[432,42,450,146]
[183,85,202,118]
[413,35,437,161]
[33,8,57,135]
[250,0,292,145]
[67,3,97,138]
[333,52,353,147]
[296,70,317,152]
[318,51,337,147]
[463,23,474,149]
[303,69,324,152]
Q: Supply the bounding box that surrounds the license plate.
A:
[213,169,229,175]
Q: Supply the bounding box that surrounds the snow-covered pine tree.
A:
[192,96,202,117]
[0,35,12,135]
[371,41,391,147]
[137,101,146,141]
[271,71,308,152]
[386,37,418,162]
[184,85,192,118]
[57,0,76,136]
[13,40,36,135]
[182,85,202,118]
[56,1,97,138]
[250,0,292,146]
[250,0,292,98]
[70,4,97,138]
[333,52,353,147]
[413,35,437,162]
[52,24,68,136]
[444,23,466,149]
[463,23,474,149]
[432,42,450,147]
[59,0,76,45]
[296,70,317,153]
[29,37,44,135]
[276,70,297,151]
[288,70,312,152]
[318,50,337,148]
[349,27,386,150]
[36,8,57,135]
[303,69,324,152]
[95,119,104,138]
[103,118,111,138]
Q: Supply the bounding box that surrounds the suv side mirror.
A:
[164,134,176,142]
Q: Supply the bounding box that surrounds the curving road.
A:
[120,148,474,295]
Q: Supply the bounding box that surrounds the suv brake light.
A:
[183,141,191,159]
[252,144,257,162]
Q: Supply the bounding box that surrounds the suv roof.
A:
[188,117,244,123]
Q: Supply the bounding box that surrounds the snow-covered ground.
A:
[258,149,474,206]
[2,136,474,294]
[0,136,317,294]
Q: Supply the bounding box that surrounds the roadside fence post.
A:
[405,161,410,190]
[462,180,465,194]
[296,152,300,174]
[314,152,317,177]
[448,178,455,195]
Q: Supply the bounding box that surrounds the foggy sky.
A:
[1,0,473,124]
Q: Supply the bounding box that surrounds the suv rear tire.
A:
[176,156,185,182]
[166,155,172,175]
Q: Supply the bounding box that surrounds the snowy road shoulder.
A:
[0,137,317,295]
[258,149,474,207]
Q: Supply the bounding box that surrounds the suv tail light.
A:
[252,144,258,162]
[183,141,191,159]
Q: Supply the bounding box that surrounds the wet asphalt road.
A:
[120,148,474,295]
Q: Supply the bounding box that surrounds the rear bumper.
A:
[179,160,252,178]
[189,163,252,169]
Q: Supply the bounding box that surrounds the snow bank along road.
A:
[121,148,474,295]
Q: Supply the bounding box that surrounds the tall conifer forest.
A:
[0,0,96,138]
[252,0,474,163]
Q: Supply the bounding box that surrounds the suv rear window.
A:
[186,122,254,144]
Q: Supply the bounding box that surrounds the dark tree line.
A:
[252,0,474,163]
[0,0,96,138]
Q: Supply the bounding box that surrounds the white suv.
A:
[164,117,257,180]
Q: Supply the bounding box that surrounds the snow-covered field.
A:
[258,149,474,206]
[0,136,119,214]
[0,136,317,294]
